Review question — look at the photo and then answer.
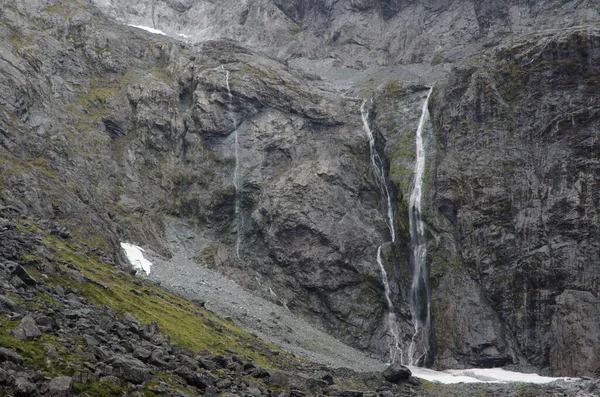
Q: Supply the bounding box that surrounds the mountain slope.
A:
[1,0,599,379]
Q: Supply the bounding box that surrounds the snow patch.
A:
[409,366,576,384]
[120,243,152,275]
[128,24,166,35]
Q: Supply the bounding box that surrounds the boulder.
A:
[0,295,19,312]
[12,265,37,286]
[382,363,411,383]
[110,354,149,384]
[15,377,38,397]
[12,315,42,340]
[0,347,24,364]
[47,376,73,397]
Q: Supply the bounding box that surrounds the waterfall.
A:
[223,66,242,258]
[376,246,403,363]
[361,100,396,243]
[361,100,402,363]
[408,87,433,365]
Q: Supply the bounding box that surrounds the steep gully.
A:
[223,66,242,259]
[361,89,433,366]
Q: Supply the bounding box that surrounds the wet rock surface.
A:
[0,0,599,384]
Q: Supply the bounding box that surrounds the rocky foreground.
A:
[0,208,422,396]
[0,209,598,396]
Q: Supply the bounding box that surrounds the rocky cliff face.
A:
[0,0,409,362]
[1,0,599,377]
[427,28,600,375]
[90,0,597,68]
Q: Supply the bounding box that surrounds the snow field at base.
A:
[120,242,153,275]
[410,366,577,384]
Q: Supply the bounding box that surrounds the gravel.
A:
[143,218,387,373]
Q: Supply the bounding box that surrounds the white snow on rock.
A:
[410,366,576,384]
[120,242,153,275]
[128,24,166,35]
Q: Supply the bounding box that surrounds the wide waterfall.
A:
[223,66,242,258]
[408,87,434,365]
[360,100,402,363]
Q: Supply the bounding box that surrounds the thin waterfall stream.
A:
[408,87,434,365]
[223,66,242,258]
[360,99,402,363]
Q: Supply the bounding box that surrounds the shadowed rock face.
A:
[427,28,600,373]
[1,0,600,376]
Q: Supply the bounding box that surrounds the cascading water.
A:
[408,87,434,366]
[361,100,396,242]
[223,66,242,258]
[360,100,402,363]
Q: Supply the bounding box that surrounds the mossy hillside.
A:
[42,0,85,20]
[0,313,189,396]
[37,234,291,369]
[0,315,87,377]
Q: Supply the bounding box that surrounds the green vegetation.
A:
[430,51,446,66]
[68,75,131,124]
[357,280,379,306]
[0,217,302,395]
[15,218,42,234]
[9,30,34,51]
[0,316,86,376]
[42,0,85,20]
[39,234,287,368]
[73,381,125,396]
[380,80,402,100]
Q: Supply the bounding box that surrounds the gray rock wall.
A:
[91,0,598,68]
[427,28,600,373]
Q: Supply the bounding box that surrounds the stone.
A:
[43,344,60,360]
[149,349,170,367]
[15,377,37,396]
[175,367,208,389]
[110,355,149,384]
[0,347,24,364]
[12,315,42,340]
[65,269,85,284]
[47,376,72,397]
[11,276,26,289]
[246,387,262,397]
[35,316,56,331]
[382,363,411,383]
[0,368,10,384]
[342,391,363,397]
[133,346,152,361]
[11,265,37,286]
[204,386,218,397]
[197,356,216,370]
[0,295,19,312]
